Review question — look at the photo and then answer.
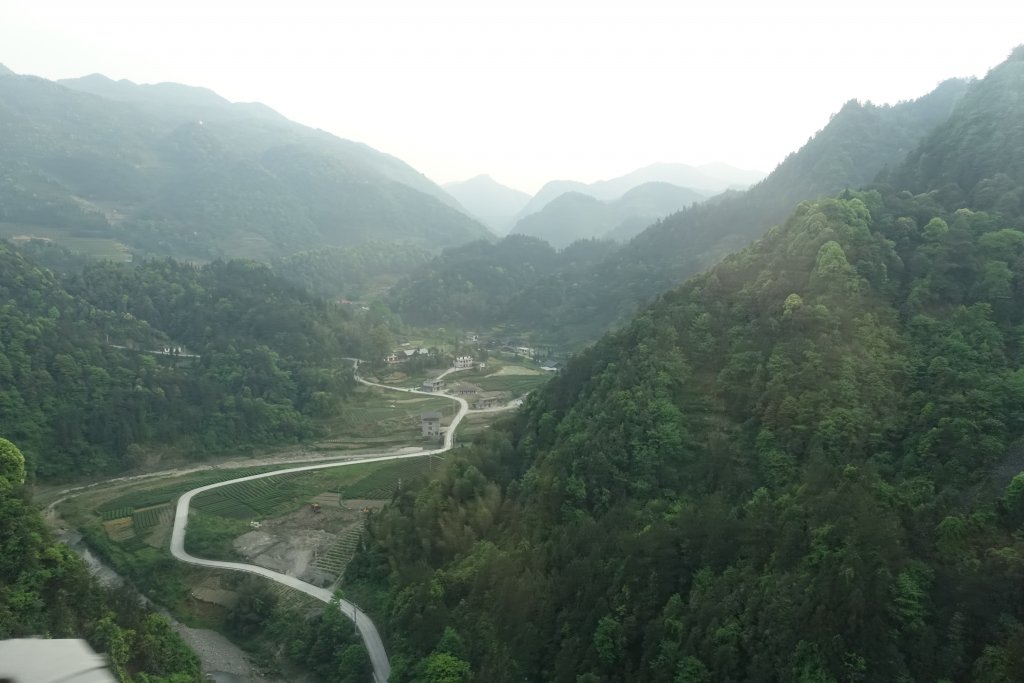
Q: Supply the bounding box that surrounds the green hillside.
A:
[385,235,618,328]
[350,48,1024,681]
[0,245,390,481]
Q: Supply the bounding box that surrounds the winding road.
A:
[169,361,469,683]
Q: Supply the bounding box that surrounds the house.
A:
[421,378,445,392]
[455,355,474,369]
[477,362,487,370]
[452,382,481,396]
[473,392,507,409]
[540,362,560,372]
[384,352,401,364]
[515,346,535,358]
[421,412,442,439]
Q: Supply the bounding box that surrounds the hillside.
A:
[0,244,390,481]
[0,70,489,261]
[504,76,971,346]
[385,235,618,328]
[349,49,1024,681]
[510,183,706,248]
[443,175,531,233]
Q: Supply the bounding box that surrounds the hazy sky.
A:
[2,1,1022,194]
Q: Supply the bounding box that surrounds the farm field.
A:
[473,373,548,394]
[333,385,455,439]
[1,223,132,261]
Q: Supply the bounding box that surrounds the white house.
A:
[455,355,474,369]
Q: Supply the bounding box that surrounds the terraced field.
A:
[192,472,305,519]
[314,524,365,576]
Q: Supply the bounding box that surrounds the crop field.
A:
[132,505,170,530]
[338,386,453,438]
[0,223,132,261]
[192,472,306,519]
[95,467,275,519]
[473,373,548,394]
[337,458,433,500]
[101,506,134,521]
[313,524,364,576]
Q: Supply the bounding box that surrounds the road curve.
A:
[169,361,469,683]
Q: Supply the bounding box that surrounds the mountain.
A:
[0,69,489,261]
[442,175,531,232]
[588,161,763,197]
[513,162,764,224]
[351,48,1024,681]
[510,193,613,248]
[504,76,971,346]
[510,182,706,248]
[385,235,618,328]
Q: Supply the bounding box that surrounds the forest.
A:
[0,246,392,480]
[346,46,1024,681]
[0,437,201,681]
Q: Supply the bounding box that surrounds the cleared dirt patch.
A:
[231,495,382,587]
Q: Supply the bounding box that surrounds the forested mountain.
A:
[504,76,970,346]
[0,69,489,262]
[442,175,531,233]
[513,162,763,224]
[349,48,1024,681]
[0,245,387,481]
[385,235,618,328]
[510,183,706,248]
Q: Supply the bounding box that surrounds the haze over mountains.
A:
[0,67,490,261]
[510,183,707,248]
[387,74,971,345]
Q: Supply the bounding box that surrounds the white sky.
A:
[2,1,1022,194]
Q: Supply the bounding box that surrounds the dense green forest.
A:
[0,438,201,681]
[0,69,489,262]
[386,234,617,327]
[348,48,1024,681]
[0,245,388,480]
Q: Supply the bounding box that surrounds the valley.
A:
[2,21,1024,683]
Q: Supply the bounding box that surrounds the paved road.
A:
[169,361,469,683]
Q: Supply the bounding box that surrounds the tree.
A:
[0,438,25,492]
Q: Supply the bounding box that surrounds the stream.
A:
[55,523,279,682]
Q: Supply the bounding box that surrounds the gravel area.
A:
[172,623,282,683]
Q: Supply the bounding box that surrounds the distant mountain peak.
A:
[0,63,14,76]
[443,175,531,232]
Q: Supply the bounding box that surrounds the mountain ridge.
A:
[0,69,487,260]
